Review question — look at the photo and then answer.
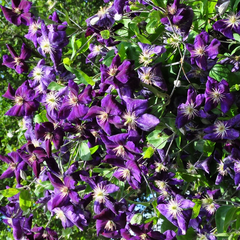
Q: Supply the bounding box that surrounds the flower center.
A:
[45,132,53,140]
[181,101,198,119]
[14,57,21,66]
[140,233,148,240]
[119,168,131,179]
[105,220,116,231]
[214,121,229,139]
[32,67,44,82]
[10,162,17,170]
[15,96,24,106]
[93,184,109,203]
[68,93,78,106]
[41,37,54,54]
[97,111,108,124]
[13,8,21,15]
[217,161,228,176]
[113,145,125,157]
[209,88,224,103]
[226,14,240,28]
[60,186,69,195]
[155,180,168,190]
[45,92,60,111]
[29,154,37,163]
[93,45,103,54]
[123,111,137,129]
[155,162,168,172]
[108,66,118,76]
[167,199,183,218]
[168,5,177,15]
[29,22,40,34]
[194,46,205,57]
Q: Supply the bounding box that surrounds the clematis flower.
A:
[51,204,89,230]
[105,155,141,189]
[94,208,126,238]
[86,44,108,64]
[47,172,85,209]
[58,80,93,121]
[204,77,234,113]
[201,189,220,218]
[0,151,27,186]
[28,59,56,88]
[3,81,39,117]
[81,175,119,214]
[129,221,166,240]
[2,43,31,74]
[102,133,142,160]
[122,96,160,132]
[84,94,123,135]
[0,0,32,26]
[186,31,221,71]
[37,22,68,69]
[137,63,167,91]
[35,122,64,157]
[138,42,166,66]
[24,18,42,47]
[157,194,195,235]
[175,87,204,129]
[161,0,193,39]
[213,11,240,40]
[203,116,240,141]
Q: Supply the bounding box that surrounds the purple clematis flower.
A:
[176,87,204,128]
[47,172,85,209]
[2,43,31,74]
[122,96,160,132]
[28,59,56,88]
[102,133,142,160]
[86,43,108,64]
[94,208,126,238]
[24,18,42,47]
[84,94,123,135]
[31,226,58,240]
[37,22,68,69]
[129,221,166,240]
[35,122,64,157]
[157,194,195,235]
[213,11,240,40]
[2,81,39,117]
[138,42,166,66]
[161,0,193,39]
[137,63,167,91]
[186,31,221,70]
[204,77,234,113]
[105,155,141,189]
[0,151,27,187]
[203,115,240,141]
[51,204,89,230]
[80,175,119,214]
[0,0,32,26]
[58,80,93,121]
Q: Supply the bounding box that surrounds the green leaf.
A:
[130,213,143,224]
[79,140,92,161]
[90,145,99,155]
[160,215,177,232]
[192,199,202,218]
[126,199,150,207]
[19,190,32,211]
[224,207,239,231]
[144,216,158,225]
[102,49,115,67]
[47,81,65,91]
[216,206,234,234]
[151,0,167,8]
[176,227,196,240]
[147,130,170,149]
[1,188,20,197]
[118,43,127,61]
[34,110,48,124]
[64,64,95,86]
[143,146,154,159]
[203,140,215,157]
[100,30,110,40]
[135,33,151,44]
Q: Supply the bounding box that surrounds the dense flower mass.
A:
[1,0,240,239]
